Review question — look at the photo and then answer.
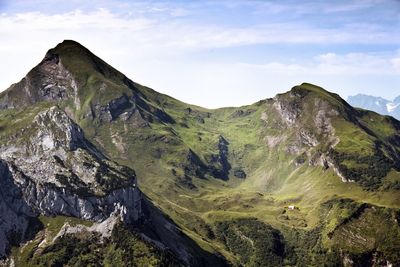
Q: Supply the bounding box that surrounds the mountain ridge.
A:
[348,93,400,120]
[0,40,399,266]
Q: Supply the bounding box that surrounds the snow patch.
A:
[387,102,399,113]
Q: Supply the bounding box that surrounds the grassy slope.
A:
[10,216,179,267]
[10,216,93,266]
[93,82,398,264]
[121,83,400,264]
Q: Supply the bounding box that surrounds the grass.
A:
[70,77,400,264]
[12,218,177,267]
[11,216,93,267]
[329,205,400,264]
[333,118,376,156]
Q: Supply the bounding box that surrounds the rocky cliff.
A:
[0,106,142,258]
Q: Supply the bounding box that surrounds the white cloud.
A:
[0,7,398,54]
[208,0,380,15]
[239,52,400,76]
[1,9,154,31]
[0,5,399,107]
[315,52,400,75]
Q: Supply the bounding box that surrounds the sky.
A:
[0,0,399,108]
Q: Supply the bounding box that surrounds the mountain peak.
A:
[288,83,339,99]
[0,40,133,110]
[57,39,84,47]
[51,40,91,56]
[41,40,91,63]
[296,83,340,98]
[286,82,352,112]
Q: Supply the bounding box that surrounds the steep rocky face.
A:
[0,50,79,110]
[268,86,342,172]
[0,160,37,258]
[0,106,135,196]
[271,85,344,149]
[0,106,143,258]
[0,159,142,257]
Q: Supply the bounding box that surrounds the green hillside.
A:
[1,40,399,266]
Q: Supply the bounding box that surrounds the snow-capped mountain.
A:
[347,94,400,120]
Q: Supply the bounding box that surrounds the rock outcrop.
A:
[0,50,79,110]
[0,106,142,258]
[0,160,37,258]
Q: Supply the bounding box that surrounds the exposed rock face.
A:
[31,106,87,153]
[0,106,143,258]
[0,107,134,194]
[91,94,152,129]
[271,88,349,181]
[313,98,340,146]
[298,128,319,147]
[272,92,338,148]
[309,154,351,182]
[264,135,286,148]
[0,50,79,110]
[273,99,298,127]
[8,162,141,222]
[109,94,133,120]
[53,208,127,242]
[0,160,37,258]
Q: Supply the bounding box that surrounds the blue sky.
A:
[0,0,399,108]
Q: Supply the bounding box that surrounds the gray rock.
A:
[0,106,143,258]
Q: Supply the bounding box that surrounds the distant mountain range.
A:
[348,94,400,120]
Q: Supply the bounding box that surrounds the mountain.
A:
[0,40,399,266]
[348,94,400,119]
[0,41,225,266]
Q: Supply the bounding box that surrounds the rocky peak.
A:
[0,45,79,110]
[0,40,179,135]
[0,40,118,111]
[50,40,127,83]
[54,39,88,51]
[272,83,354,129]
